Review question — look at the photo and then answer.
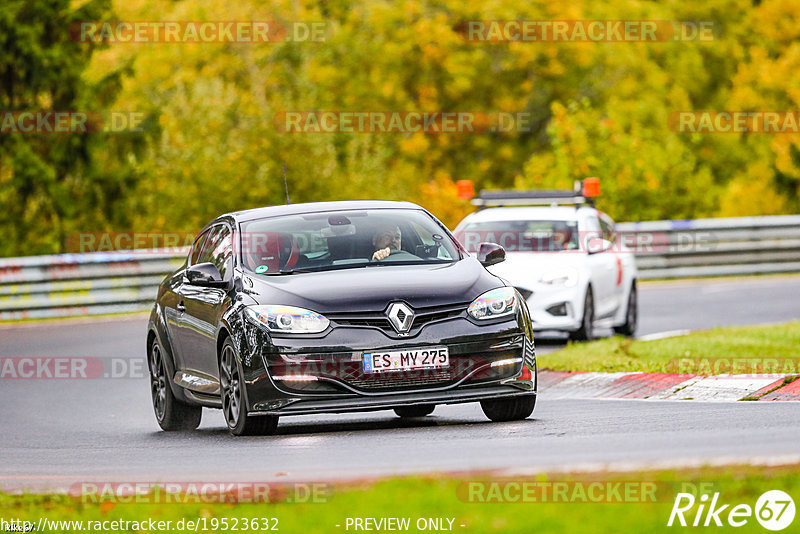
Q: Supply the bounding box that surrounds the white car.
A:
[453,186,637,340]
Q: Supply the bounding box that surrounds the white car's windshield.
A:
[239,209,461,274]
[455,220,580,252]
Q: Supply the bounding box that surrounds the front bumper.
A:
[251,384,535,416]
[518,285,583,332]
[234,313,536,416]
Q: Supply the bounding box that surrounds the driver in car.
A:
[552,227,577,251]
[371,224,402,261]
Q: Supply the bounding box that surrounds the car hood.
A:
[487,251,588,283]
[245,258,501,312]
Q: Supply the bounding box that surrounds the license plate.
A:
[362,347,449,373]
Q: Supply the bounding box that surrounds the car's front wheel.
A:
[480,395,536,422]
[394,405,435,418]
[614,281,637,337]
[570,287,594,342]
[149,339,202,431]
[219,337,279,436]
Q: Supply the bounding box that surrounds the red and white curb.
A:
[539,371,799,401]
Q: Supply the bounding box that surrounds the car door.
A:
[598,212,625,315]
[175,223,234,380]
[163,229,211,373]
[583,213,618,320]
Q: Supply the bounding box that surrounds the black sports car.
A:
[147,201,537,435]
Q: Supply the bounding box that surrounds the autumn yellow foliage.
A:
[2,0,799,255]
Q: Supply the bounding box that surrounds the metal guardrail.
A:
[615,214,800,279]
[0,250,187,321]
[0,214,798,320]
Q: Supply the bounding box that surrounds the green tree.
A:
[0,0,149,256]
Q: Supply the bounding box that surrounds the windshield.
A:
[239,208,461,274]
[455,220,580,252]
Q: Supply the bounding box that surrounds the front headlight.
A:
[245,305,330,334]
[539,267,579,287]
[467,287,518,320]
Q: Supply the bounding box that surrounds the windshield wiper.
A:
[257,268,313,276]
[365,260,450,267]
[280,268,316,275]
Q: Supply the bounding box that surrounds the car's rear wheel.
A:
[219,338,278,436]
[480,395,536,422]
[614,281,637,337]
[149,339,202,431]
[394,405,435,418]
[570,287,594,342]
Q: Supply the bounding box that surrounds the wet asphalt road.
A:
[1,276,799,490]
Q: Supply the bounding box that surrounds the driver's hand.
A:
[372,247,391,261]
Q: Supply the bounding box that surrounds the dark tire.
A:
[394,405,435,418]
[614,280,639,337]
[614,281,638,337]
[570,287,595,342]
[219,338,279,436]
[149,338,202,431]
[480,395,536,422]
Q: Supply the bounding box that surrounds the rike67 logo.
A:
[668,490,795,530]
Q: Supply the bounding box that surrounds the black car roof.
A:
[226,200,424,223]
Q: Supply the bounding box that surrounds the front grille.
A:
[345,369,456,391]
[328,302,467,336]
[338,358,461,391]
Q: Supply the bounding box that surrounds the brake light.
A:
[518,365,531,381]
[582,177,601,197]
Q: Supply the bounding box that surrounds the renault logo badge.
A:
[386,302,414,334]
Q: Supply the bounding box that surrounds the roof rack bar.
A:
[472,190,591,208]
[469,179,600,208]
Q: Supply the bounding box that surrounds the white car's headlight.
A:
[539,267,579,288]
[467,287,518,320]
[245,305,330,334]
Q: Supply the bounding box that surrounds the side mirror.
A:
[186,262,228,288]
[477,242,506,267]
[586,236,612,254]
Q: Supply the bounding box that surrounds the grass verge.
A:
[1,465,798,533]
[538,321,800,373]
